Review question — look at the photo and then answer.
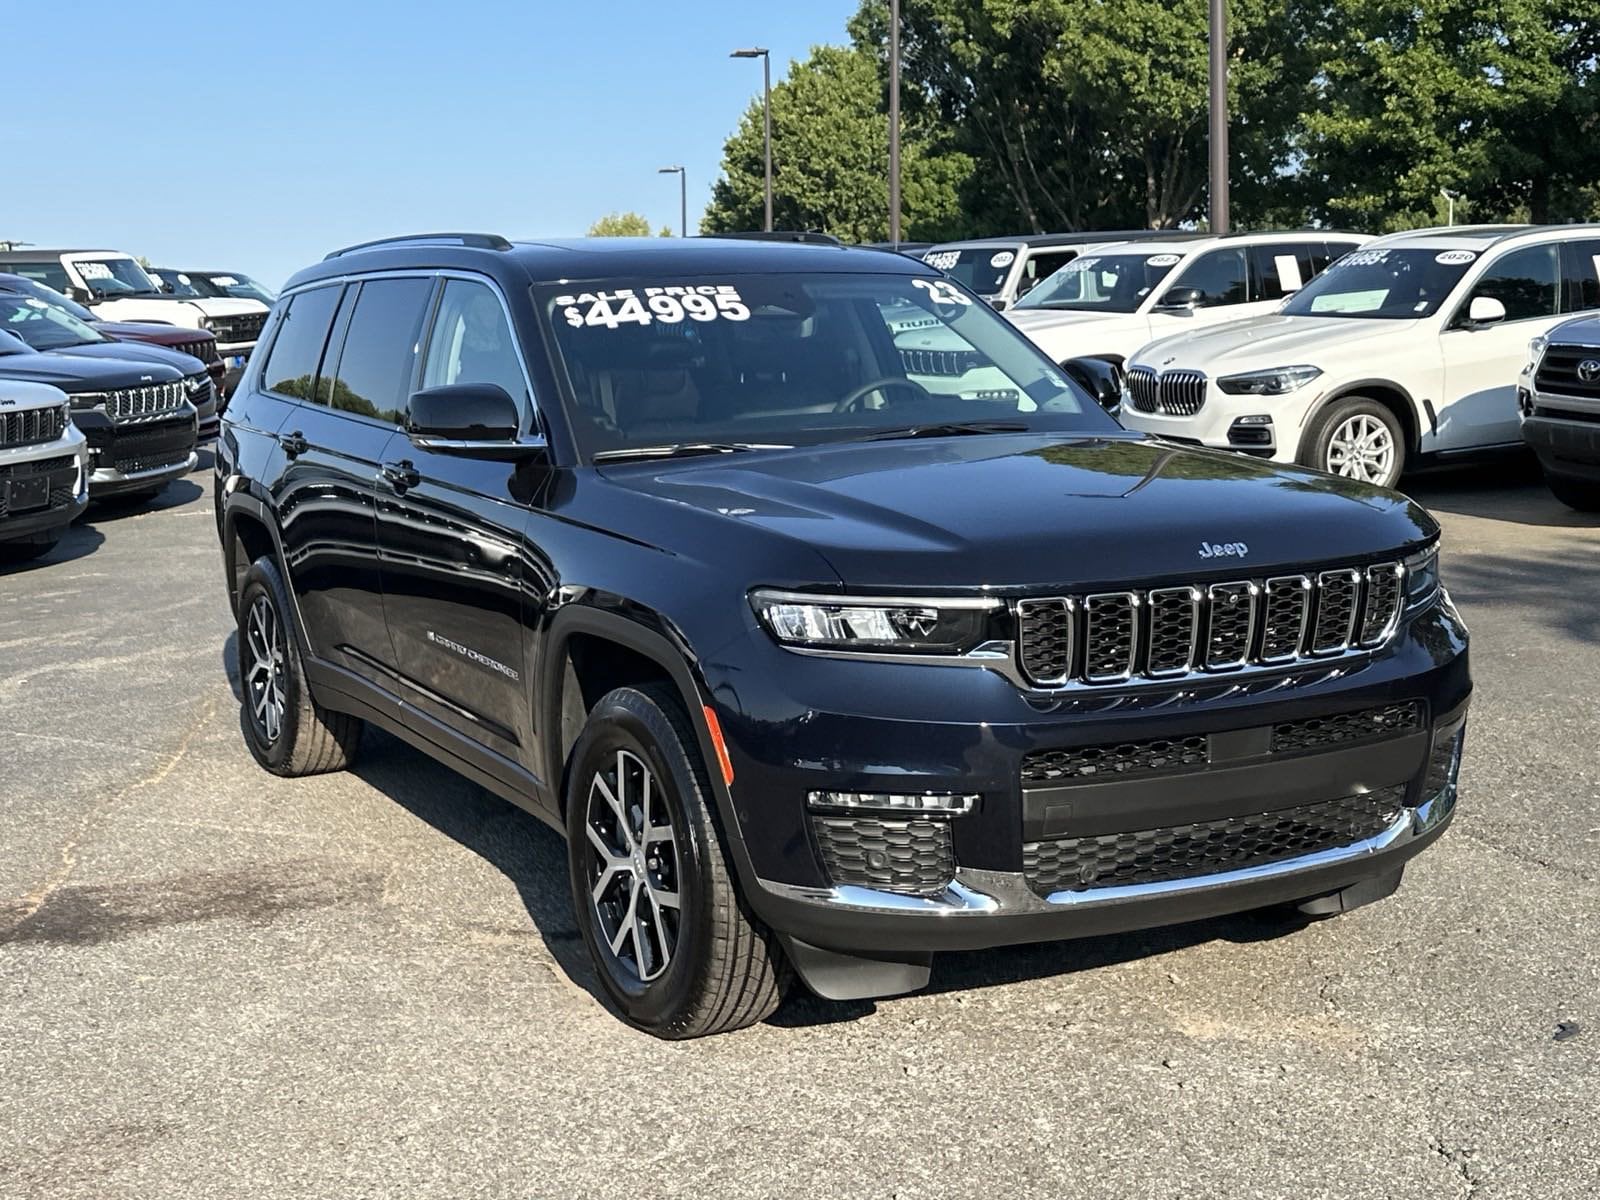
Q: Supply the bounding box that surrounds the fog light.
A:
[807,791,978,816]
[1228,415,1275,447]
[1415,720,1465,834]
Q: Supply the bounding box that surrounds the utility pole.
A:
[731,48,774,231]
[1208,0,1230,234]
[889,0,902,245]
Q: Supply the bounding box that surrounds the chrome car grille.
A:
[900,348,982,376]
[171,338,221,364]
[1014,561,1407,688]
[108,381,186,422]
[209,312,267,344]
[1126,366,1207,416]
[1533,344,1600,400]
[0,403,67,449]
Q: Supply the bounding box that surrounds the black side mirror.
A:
[988,296,1010,311]
[1063,356,1125,414]
[1156,286,1203,312]
[66,286,93,304]
[406,383,545,461]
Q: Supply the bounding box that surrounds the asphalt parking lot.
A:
[2,453,1597,1200]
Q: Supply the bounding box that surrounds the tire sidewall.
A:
[236,559,308,773]
[1306,396,1406,488]
[565,689,714,1029]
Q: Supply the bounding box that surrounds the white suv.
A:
[0,250,268,366]
[1120,224,1600,488]
[0,380,87,562]
[1004,231,1368,366]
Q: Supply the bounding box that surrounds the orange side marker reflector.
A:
[702,705,735,787]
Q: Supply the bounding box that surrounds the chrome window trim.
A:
[1203,579,1260,670]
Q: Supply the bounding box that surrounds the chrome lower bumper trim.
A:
[89,451,198,487]
[757,790,1453,919]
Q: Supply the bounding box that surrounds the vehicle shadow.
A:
[83,478,206,523]
[1405,456,1600,530]
[1443,545,1600,645]
[0,517,105,575]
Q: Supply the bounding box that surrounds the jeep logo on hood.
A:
[1199,541,1249,560]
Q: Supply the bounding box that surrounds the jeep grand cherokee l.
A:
[0,379,86,562]
[215,233,1470,1039]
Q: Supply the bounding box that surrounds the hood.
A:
[93,320,216,348]
[1132,313,1419,372]
[0,378,69,411]
[599,434,1437,591]
[43,340,205,375]
[0,346,184,392]
[1006,307,1131,335]
[168,296,264,318]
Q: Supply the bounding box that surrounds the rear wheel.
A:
[1302,397,1406,488]
[236,556,363,776]
[566,684,788,1038]
[1544,471,1600,512]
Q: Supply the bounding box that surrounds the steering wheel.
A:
[834,376,934,413]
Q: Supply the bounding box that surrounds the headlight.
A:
[1216,365,1324,396]
[196,316,213,332]
[1404,543,1440,610]
[750,589,998,654]
[1527,334,1549,374]
[67,391,107,411]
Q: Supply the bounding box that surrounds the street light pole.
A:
[889,0,902,245]
[1440,188,1458,226]
[731,48,773,231]
[1208,0,1230,234]
[659,166,686,237]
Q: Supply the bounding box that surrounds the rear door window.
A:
[261,285,343,401]
[1248,243,1312,302]
[322,277,437,425]
[1460,244,1560,324]
[6,260,73,292]
[1170,247,1249,306]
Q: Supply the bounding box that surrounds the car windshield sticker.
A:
[912,278,973,306]
[1146,253,1181,267]
[1435,250,1477,265]
[556,285,751,329]
[1274,255,1304,292]
[923,250,961,271]
[989,251,1015,268]
[1062,257,1101,274]
[76,262,114,280]
[1333,249,1390,269]
[178,274,192,284]
[23,298,48,309]
[213,276,239,286]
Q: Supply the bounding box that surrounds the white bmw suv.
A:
[1120,224,1600,488]
[1004,231,1368,367]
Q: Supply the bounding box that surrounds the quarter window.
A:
[1169,247,1248,307]
[1248,244,1311,302]
[261,285,342,401]
[6,261,73,292]
[421,279,529,414]
[1463,245,1560,323]
[322,278,436,425]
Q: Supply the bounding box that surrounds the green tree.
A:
[704,43,974,241]
[588,212,655,237]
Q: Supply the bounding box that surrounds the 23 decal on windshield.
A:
[558,285,751,330]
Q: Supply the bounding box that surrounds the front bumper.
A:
[74,408,199,498]
[0,428,88,541]
[710,598,1470,959]
[1119,385,1313,463]
[1523,411,1600,479]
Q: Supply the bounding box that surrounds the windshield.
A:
[0,294,107,350]
[198,272,275,303]
[921,246,1019,296]
[1014,251,1186,313]
[73,257,162,298]
[1280,247,1477,319]
[0,275,98,323]
[537,271,1116,460]
[150,269,206,299]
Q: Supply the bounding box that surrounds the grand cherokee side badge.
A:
[426,629,520,681]
[1198,541,1248,559]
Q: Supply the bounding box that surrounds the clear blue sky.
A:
[3,0,859,288]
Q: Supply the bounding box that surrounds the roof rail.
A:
[323,232,513,260]
[699,230,843,246]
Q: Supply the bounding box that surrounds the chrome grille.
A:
[171,338,221,364]
[1125,366,1207,416]
[107,381,185,422]
[0,403,67,449]
[209,311,267,344]
[900,348,982,376]
[1534,344,1600,400]
[1013,561,1406,689]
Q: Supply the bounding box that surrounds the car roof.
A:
[282,234,939,293]
[0,249,132,259]
[925,231,1201,252]
[1369,223,1600,250]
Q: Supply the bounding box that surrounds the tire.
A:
[0,531,61,564]
[565,684,788,1038]
[1544,471,1600,512]
[1301,396,1406,489]
[236,556,363,776]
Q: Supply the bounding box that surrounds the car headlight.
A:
[67,391,107,411]
[196,316,213,332]
[1404,543,1440,610]
[750,589,998,654]
[1526,334,1549,374]
[1216,365,1324,396]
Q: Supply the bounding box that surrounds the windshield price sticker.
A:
[213,275,239,285]
[1062,257,1100,274]
[923,250,961,271]
[558,285,751,329]
[989,250,1015,268]
[912,278,973,306]
[1435,250,1477,265]
[1146,253,1182,267]
[1333,249,1391,270]
[76,262,114,280]
[23,298,48,309]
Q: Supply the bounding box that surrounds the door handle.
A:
[380,460,421,493]
[280,429,308,458]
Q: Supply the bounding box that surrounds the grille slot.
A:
[1022,735,1209,784]
[900,348,981,376]
[1012,560,1406,689]
[1022,786,1408,895]
[1124,366,1207,415]
[0,403,67,449]
[1271,702,1422,754]
[812,815,955,896]
[107,381,186,422]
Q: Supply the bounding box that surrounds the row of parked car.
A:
[0,249,273,561]
[902,223,1600,509]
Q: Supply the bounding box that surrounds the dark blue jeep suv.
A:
[214,233,1470,1038]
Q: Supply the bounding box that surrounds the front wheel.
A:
[1544,470,1600,512]
[1302,397,1406,489]
[565,684,788,1038]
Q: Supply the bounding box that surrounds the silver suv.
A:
[0,380,87,563]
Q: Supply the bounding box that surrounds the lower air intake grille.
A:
[1021,735,1209,784]
[1272,702,1423,754]
[812,815,954,896]
[1021,786,1408,895]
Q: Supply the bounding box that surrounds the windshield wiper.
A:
[592,441,792,463]
[863,420,1029,442]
